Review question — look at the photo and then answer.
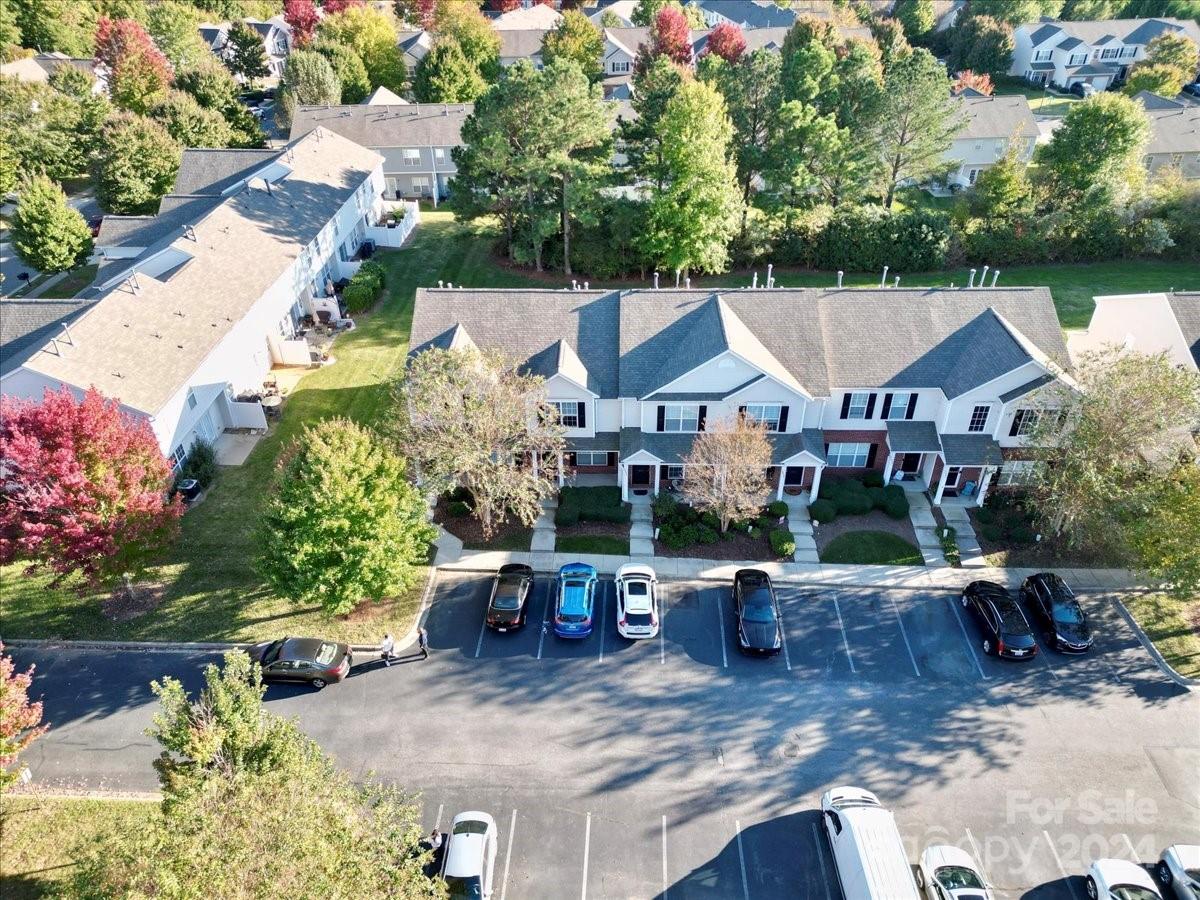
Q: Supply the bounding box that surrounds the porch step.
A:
[941,505,973,525]
[630,522,654,540]
[541,496,559,510]
[630,504,653,523]
[789,518,813,536]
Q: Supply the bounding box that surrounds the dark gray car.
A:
[733,569,782,656]
[249,637,352,689]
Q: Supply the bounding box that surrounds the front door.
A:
[900,453,922,474]
[631,465,652,487]
[945,466,963,489]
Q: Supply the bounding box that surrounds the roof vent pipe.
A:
[991,269,1000,287]
[653,270,659,289]
[880,265,888,288]
[752,272,758,288]
[893,275,900,288]
[981,265,989,287]
[837,270,843,288]
[968,268,977,288]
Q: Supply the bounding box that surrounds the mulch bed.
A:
[103,581,167,622]
[654,527,789,561]
[967,508,1126,568]
[812,509,920,554]
[556,520,629,540]
[434,499,532,551]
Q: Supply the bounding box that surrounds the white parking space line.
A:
[778,609,793,671]
[659,584,666,665]
[473,614,487,659]
[581,812,592,900]
[890,595,921,677]
[598,582,608,662]
[1043,830,1081,900]
[948,596,988,679]
[965,828,984,868]
[734,820,751,900]
[1120,832,1141,863]
[811,823,833,900]
[661,815,669,898]
[435,803,444,829]
[536,587,552,660]
[832,597,857,675]
[717,591,729,668]
[500,809,517,900]
[1035,638,1060,678]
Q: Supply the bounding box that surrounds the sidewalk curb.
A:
[1111,596,1198,691]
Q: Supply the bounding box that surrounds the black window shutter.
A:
[577,402,586,428]
[1009,411,1022,437]
[778,406,789,432]
[738,405,747,417]
[865,393,877,419]
[881,393,893,419]
[905,394,918,420]
[840,394,851,418]
[607,451,617,467]
[866,444,878,467]
[657,405,665,431]
[698,405,707,431]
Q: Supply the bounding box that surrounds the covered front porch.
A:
[883,422,1002,507]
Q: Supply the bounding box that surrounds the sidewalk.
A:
[438,549,1145,592]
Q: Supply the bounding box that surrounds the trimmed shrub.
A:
[819,477,845,501]
[770,528,796,557]
[883,495,910,519]
[981,523,1004,543]
[867,486,887,510]
[178,439,217,489]
[341,260,387,314]
[863,471,884,488]
[882,484,907,503]
[1010,525,1036,544]
[809,499,837,523]
[766,500,789,518]
[658,523,685,550]
[652,492,678,520]
[749,526,762,540]
[700,511,720,530]
[974,506,996,526]
[447,499,471,517]
[555,504,580,527]
[756,514,775,530]
[835,491,873,516]
[696,525,718,545]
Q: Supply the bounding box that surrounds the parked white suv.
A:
[615,563,659,639]
[442,811,498,899]
[917,844,994,900]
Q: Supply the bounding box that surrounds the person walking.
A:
[428,828,442,852]
[417,626,429,660]
[380,633,395,666]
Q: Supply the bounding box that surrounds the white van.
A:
[821,785,921,900]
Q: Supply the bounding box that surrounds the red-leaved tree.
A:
[284,0,320,47]
[705,21,745,63]
[95,17,173,113]
[488,0,521,10]
[0,388,183,587]
[952,70,995,96]
[651,4,693,66]
[0,643,47,791]
[323,0,365,13]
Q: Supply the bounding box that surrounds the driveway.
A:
[13,576,1199,899]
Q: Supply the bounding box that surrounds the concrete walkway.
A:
[906,492,949,567]
[531,495,557,553]
[629,498,654,557]
[784,495,819,564]
[942,505,986,567]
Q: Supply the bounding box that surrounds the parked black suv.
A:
[733,569,782,656]
[249,637,353,688]
[1020,573,1093,653]
[961,581,1038,660]
[486,563,534,631]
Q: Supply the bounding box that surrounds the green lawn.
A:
[992,81,1081,118]
[38,263,98,299]
[820,531,925,566]
[555,535,631,555]
[1,795,153,900]
[1123,593,1200,680]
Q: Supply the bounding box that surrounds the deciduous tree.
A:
[1123,64,1187,99]
[959,0,1062,26]
[313,37,372,103]
[413,39,487,102]
[94,112,182,214]
[650,4,692,66]
[9,0,98,57]
[225,20,270,84]
[1123,462,1200,597]
[952,69,994,95]
[893,0,936,43]
[432,0,500,82]
[874,48,960,207]
[1036,92,1150,201]
[257,418,435,618]
[0,387,182,587]
[618,53,683,190]
[284,0,320,47]
[10,174,93,273]
[317,5,408,93]
[1,81,109,181]
[705,21,746,63]
[394,0,439,30]
[541,8,605,82]
[681,414,772,533]
[146,0,209,70]
[276,49,341,128]
[96,16,174,113]
[638,78,742,277]
[0,643,47,791]
[393,347,565,538]
[1139,31,1200,81]
[948,13,1013,80]
[151,89,236,146]
[175,57,266,147]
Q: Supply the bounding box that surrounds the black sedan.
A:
[1020,572,1093,653]
[961,581,1038,660]
[733,569,782,656]
[248,637,353,689]
[485,563,534,632]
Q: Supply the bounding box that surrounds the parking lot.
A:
[14,574,1198,900]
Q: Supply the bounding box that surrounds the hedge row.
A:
[341,259,386,315]
[810,476,909,523]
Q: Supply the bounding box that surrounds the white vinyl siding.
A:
[827,442,871,467]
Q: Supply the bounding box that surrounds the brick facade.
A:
[822,429,888,474]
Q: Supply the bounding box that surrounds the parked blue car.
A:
[553,562,597,638]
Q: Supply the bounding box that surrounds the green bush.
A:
[974,507,996,526]
[696,525,718,544]
[555,505,580,527]
[341,260,387,314]
[699,511,720,531]
[815,204,951,271]
[981,523,1005,543]
[1010,525,1036,544]
[750,526,762,540]
[867,486,887,510]
[658,523,685,550]
[883,495,910,519]
[835,491,873,516]
[809,499,838,523]
[766,500,789,518]
[819,477,845,501]
[882,484,907,503]
[447,500,471,517]
[178,439,217,489]
[652,492,678,520]
[863,472,884,488]
[770,528,796,557]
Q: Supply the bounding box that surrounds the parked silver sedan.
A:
[1159,845,1200,900]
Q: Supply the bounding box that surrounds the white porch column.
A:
[975,467,994,507]
[777,464,787,501]
[934,459,951,505]
[653,462,661,496]
[557,452,564,488]
[809,464,823,502]
[882,451,896,485]
[619,464,629,501]
[532,453,538,478]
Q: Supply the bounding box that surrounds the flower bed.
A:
[970,493,1124,568]
[651,494,793,561]
[433,494,532,551]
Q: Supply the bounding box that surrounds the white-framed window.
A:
[1069,53,1087,66]
[968,404,991,433]
[403,148,421,166]
[663,404,699,432]
[884,393,913,420]
[827,442,871,468]
[411,176,430,189]
[1033,49,1053,61]
[997,460,1040,485]
[169,444,187,471]
[186,390,197,410]
[666,465,684,480]
[845,392,870,420]
[551,400,581,428]
[434,148,445,163]
[575,450,613,466]
[1101,47,1119,59]
[743,403,782,431]
[1120,46,1136,58]
[1012,408,1040,436]
[611,61,630,73]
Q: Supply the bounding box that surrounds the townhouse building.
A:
[1133,91,1200,180]
[409,286,1076,508]
[199,16,292,80]
[943,94,1039,188]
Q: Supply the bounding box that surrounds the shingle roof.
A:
[695,0,797,27]
[773,429,827,464]
[1020,16,1200,47]
[567,432,620,452]
[1168,292,1200,369]
[522,338,593,392]
[289,103,471,147]
[1057,36,1082,49]
[0,300,96,376]
[170,148,281,195]
[940,433,1003,466]
[20,129,382,415]
[1135,93,1200,156]
[410,287,1070,401]
[491,4,562,29]
[1068,62,1118,75]
[646,374,765,401]
[955,95,1038,141]
[96,195,225,249]
[499,28,549,59]
[999,373,1056,403]
[1028,23,1061,45]
[617,427,828,465]
[885,420,944,452]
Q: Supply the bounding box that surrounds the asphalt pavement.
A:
[12,575,1199,899]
